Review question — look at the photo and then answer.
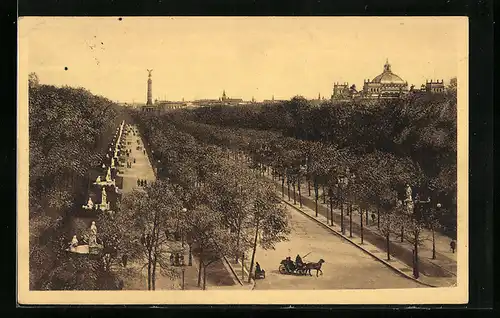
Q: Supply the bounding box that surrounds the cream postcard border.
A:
[17,16,469,305]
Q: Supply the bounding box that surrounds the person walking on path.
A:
[122,254,128,267]
[450,240,456,253]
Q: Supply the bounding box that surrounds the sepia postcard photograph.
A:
[17,16,468,305]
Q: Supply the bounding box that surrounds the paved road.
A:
[253,204,425,290]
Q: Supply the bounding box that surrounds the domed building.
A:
[362,59,409,98]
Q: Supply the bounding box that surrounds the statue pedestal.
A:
[99,202,110,211]
[94,180,116,187]
[67,245,89,254]
[89,244,103,255]
[67,244,103,255]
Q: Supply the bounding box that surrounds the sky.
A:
[19,17,467,103]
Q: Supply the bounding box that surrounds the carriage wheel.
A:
[279,264,287,274]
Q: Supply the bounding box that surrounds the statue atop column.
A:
[146,69,153,105]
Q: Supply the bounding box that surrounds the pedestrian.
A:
[144,180,147,186]
[117,279,124,290]
[143,149,146,155]
[134,158,136,163]
[137,179,140,186]
[170,253,175,266]
[450,240,456,253]
[122,254,128,267]
[371,212,376,224]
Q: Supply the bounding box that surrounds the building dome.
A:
[372,59,406,84]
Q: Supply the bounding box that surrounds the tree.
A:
[247,181,290,283]
[29,83,122,290]
[378,209,396,261]
[183,205,232,290]
[118,182,182,290]
[29,72,40,88]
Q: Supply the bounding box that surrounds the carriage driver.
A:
[285,256,294,272]
[295,254,303,268]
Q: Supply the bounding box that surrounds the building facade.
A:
[425,80,445,93]
[362,60,409,99]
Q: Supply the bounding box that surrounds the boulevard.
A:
[252,203,423,290]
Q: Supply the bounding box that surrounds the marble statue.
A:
[101,187,107,205]
[70,235,78,251]
[89,221,98,247]
[106,167,112,182]
[405,184,412,203]
[396,199,403,208]
[404,184,414,215]
[82,197,94,210]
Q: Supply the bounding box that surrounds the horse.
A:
[305,259,325,277]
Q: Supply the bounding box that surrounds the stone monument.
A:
[70,235,78,251]
[89,221,98,247]
[106,167,112,182]
[82,197,94,210]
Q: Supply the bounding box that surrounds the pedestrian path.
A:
[265,173,457,277]
[117,124,244,291]
[116,124,201,290]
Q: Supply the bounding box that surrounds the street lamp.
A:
[181,208,187,247]
[298,165,306,207]
[432,202,442,259]
[337,173,348,235]
[348,171,356,238]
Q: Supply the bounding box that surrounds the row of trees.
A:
[175,91,457,214]
[29,74,126,290]
[101,111,291,290]
[154,115,454,278]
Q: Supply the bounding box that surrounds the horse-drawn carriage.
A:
[279,256,325,277]
[279,258,308,275]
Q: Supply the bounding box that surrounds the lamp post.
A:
[337,172,348,235]
[181,208,187,248]
[298,165,306,207]
[186,231,193,266]
[180,255,186,290]
[432,203,441,260]
[348,170,355,238]
[314,178,319,217]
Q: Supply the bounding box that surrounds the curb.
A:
[222,255,256,290]
[221,255,244,286]
[281,198,437,288]
[270,176,457,276]
[236,259,256,290]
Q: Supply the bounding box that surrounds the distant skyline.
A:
[20,17,466,103]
